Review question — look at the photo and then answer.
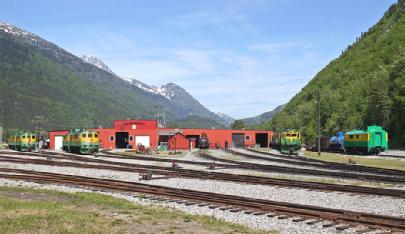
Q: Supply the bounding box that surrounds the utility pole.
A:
[317,90,321,156]
[32,115,43,151]
[156,105,160,127]
[162,107,166,127]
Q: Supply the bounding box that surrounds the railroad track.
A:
[199,152,405,184]
[0,150,404,198]
[98,150,405,184]
[231,148,405,177]
[4,149,405,184]
[0,168,404,232]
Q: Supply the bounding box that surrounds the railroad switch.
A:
[141,170,153,180]
[208,162,216,170]
[172,161,180,168]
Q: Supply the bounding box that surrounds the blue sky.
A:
[0,0,396,118]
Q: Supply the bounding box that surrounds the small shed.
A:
[168,132,191,150]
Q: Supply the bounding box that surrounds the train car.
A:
[8,132,36,151]
[198,132,210,149]
[272,130,301,154]
[63,129,99,154]
[344,125,388,154]
[310,136,330,152]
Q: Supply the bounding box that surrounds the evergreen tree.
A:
[365,67,392,128]
[231,120,245,129]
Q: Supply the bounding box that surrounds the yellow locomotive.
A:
[8,132,37,151]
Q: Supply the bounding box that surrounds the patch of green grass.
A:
[303,151,405,171]
[0,186,271,234]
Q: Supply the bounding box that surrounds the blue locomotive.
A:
[328,132,345,152]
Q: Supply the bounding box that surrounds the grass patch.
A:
[303,151,405,171]
[0,186,270,234]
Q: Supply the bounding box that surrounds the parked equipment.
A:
[8,132,36,152]
[198,132,210,149]
[62,129,99,154]
[271,130,301,154]
[344,125,388,154]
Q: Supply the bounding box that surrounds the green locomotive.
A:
[8,132,37,152]
[63,129,99,154]
[271,130,302,154]
[344,125,388,154]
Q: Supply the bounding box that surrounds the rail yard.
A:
[0,134,404,233]
[1,119,405,233]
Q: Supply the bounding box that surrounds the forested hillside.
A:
[264,0,405,148]
[0,22,227,134]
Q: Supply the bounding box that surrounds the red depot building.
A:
[49,119,272,151]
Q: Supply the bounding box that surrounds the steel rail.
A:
[231,148,405,177]
[199,152,405,184]
[0,168,404,232]
[0,154,404,198]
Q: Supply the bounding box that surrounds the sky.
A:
[0,0,397,118]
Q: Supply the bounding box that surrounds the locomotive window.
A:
[82,134,86,138]
[94,134,99,138]
[349,135,353,139]
[32,136,36,139]
[88,134,92,138]
[109,136,114,142]
[356,135,359,139]
[129,136,134,141]
[22,136,26,139]
[245,135,251,141]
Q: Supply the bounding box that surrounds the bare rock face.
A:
[81,55,113,74]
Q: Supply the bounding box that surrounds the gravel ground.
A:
[207,150,395,176]
[2,150,403,189]
[233,148,321,164]
[12,150,405,188]
[0,161,404,219]
[0,178,372,234]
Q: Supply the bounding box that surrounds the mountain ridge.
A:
[0,21,228,132]
[81,55,230,126]
[241,104,285,126]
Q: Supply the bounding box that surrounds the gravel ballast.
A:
[0,178,362,234]
[1,161,404,218]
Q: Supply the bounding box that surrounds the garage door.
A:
[136,136,150,147]
[54,136,63,151]
[232,133,245,148]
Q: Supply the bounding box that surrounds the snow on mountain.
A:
[131,79,176,100]
[80,55,176,100]
[81,55,113,73]
[0,21,38,42]
[216,112,235,125]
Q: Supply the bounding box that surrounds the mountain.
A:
[266,0,405,148]
[0,21,227,132]
[81,55,113,74]
[216,112,235,126]
[81,55,229,127]
[241,104,285,126]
